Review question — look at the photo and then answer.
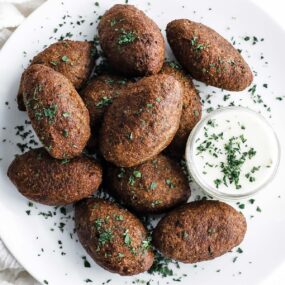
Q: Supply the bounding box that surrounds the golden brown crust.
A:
[17,40,95,111]
[161,63,201,157]
[80,74,129,129]
[166,19,253,91]
[31,40,95,89]
[108,154,191,214]
[100,74,183,167]
[98,4,165,76]
[7,148,102,205]
[75,198,154,275]
[81,74,131,153]
[22,64,90,159]
[153,200,247,263]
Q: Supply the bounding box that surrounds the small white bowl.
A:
[185,106,280,201]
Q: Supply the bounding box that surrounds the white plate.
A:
[0,0,285,284]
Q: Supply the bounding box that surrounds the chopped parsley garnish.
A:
[194,110,200,117]
[166,61,181,70]
[96,96,112,108]
[115,215,124,221]
[150,182,157,190]
[110,18,124,27]
[165,179,175,189]
[43,104,58,124]
[82,256,91,268]
[207,107,214,113]
[237,247,243,253]
[122,229,137,255]
[190,36,206,51]
[98,229,113,246]
[223,94,230,101]
[141,236,152,251]
[238,204,245,209]
[214,179,222,188]
[110,19,117,27]
[182,231,189,240]
[207,119,217,127]
[248,198,255,204]
[60,158,70,165]
[62,111,70,118]
[218,136,256,189]
[62,129,69,138]
[248,84,257,95]
[123,229,132,246]
[50,60,58,66]
[196,132,223,156]
[245,174,255,182]
[84,260,91,268]
[151,200,162,207]
[148,250,178,277]
[118,29,137,45]
[128,171,141,186]
[245,166,260,182]
[61,55,69,62]
[128,175,136,186]
[94,218,104,230]
[133,170,142,178]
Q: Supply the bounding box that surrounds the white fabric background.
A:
[0,0,284,284]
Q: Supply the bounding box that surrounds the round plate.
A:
[0,0,285,284]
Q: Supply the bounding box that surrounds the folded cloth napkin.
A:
[0,3,24,30]
[0,0,45,48]
[0,240,39,284]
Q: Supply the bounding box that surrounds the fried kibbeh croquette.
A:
[166,19,253,91]
[160,62,201,157]
[17,40,96,111]
[75,198,154,275]
[7,148,102,205]
[100,74,183,167]
[80,74,130,129]
[22,64,90,159]
[98,4,165,76]
[108,154,191,214]
[153,200,247,263]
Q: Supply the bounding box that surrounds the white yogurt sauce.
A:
[186,107,280,198]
